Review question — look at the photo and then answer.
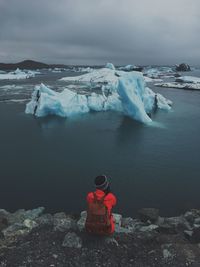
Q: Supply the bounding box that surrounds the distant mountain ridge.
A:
[0,60,67,70]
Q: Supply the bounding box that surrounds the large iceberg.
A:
[26,68,172,124]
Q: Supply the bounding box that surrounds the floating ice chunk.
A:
[175,76,200,84]
[143,67,175,79]
[0,68,39,80]
[52,68,62,73]
[156,94,172,110]
[118,65,136,71]
[155,82,200,90]
[123,65,136,71]
[144,76,163,83]
[105,63,115,70]
[77,67,93,73]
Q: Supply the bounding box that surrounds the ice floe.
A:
[144,76,163,83]
[119,65,137,71]
[51,68,62,73]
[143,67,175,79]
[26,68,172,124]
[118,65,143,72]
[175,76,200,84]
[155,82,200,90]
[0,68,40,80]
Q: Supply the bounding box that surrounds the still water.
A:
[0,69,200,217]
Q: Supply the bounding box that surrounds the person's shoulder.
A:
[105,192,116,200]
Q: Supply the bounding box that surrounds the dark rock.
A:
[184,209,200,225]
[175,63,191,72]
[2,223,29,238]
[77,211,87,231]
[53,213,77,232]
[7,207,44,225]
[0,210,9,231]
[184,230,193,240]
[184,211,196,224]
[184,226,200,243]
[105,237,119,246]
[192,226,200,243]
[23,219,38,230]
[62,232,82,248]
[158,216,191,234]
[194,217,200,225]
[138,208,159,223]
[139,224,159,232]
[24,207,45,220]
[35,214,54,226]
[121,217,140,230]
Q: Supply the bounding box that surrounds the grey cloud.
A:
[0,0,199,65]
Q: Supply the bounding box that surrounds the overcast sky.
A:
[0,0,199,65]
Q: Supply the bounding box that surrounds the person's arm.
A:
[105,193,117,209]
[112,194,117,207]
[86,192,93,203]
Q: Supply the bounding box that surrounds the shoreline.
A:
[1,207,200,266]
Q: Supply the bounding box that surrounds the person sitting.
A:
[85,175,117,235]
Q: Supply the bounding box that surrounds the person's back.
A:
[86,175,117,235]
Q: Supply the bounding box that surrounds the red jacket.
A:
[86,189,117,233]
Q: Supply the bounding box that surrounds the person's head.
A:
[94,175,110,194]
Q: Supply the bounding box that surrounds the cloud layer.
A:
[0,0,199,65]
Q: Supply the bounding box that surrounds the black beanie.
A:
[94,175,109,191]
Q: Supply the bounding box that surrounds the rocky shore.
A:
[1,208,200,266]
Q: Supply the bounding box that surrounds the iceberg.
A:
[155,82,200,90]
[60,68,120,85]
[144,76,163,83]
[26,68,172,123]
[175,76,200,84]
[120,65,137,71]
[52,68,62,73]
[143,67,175,79]
[105,63,115,70]
[0,68,40,80]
